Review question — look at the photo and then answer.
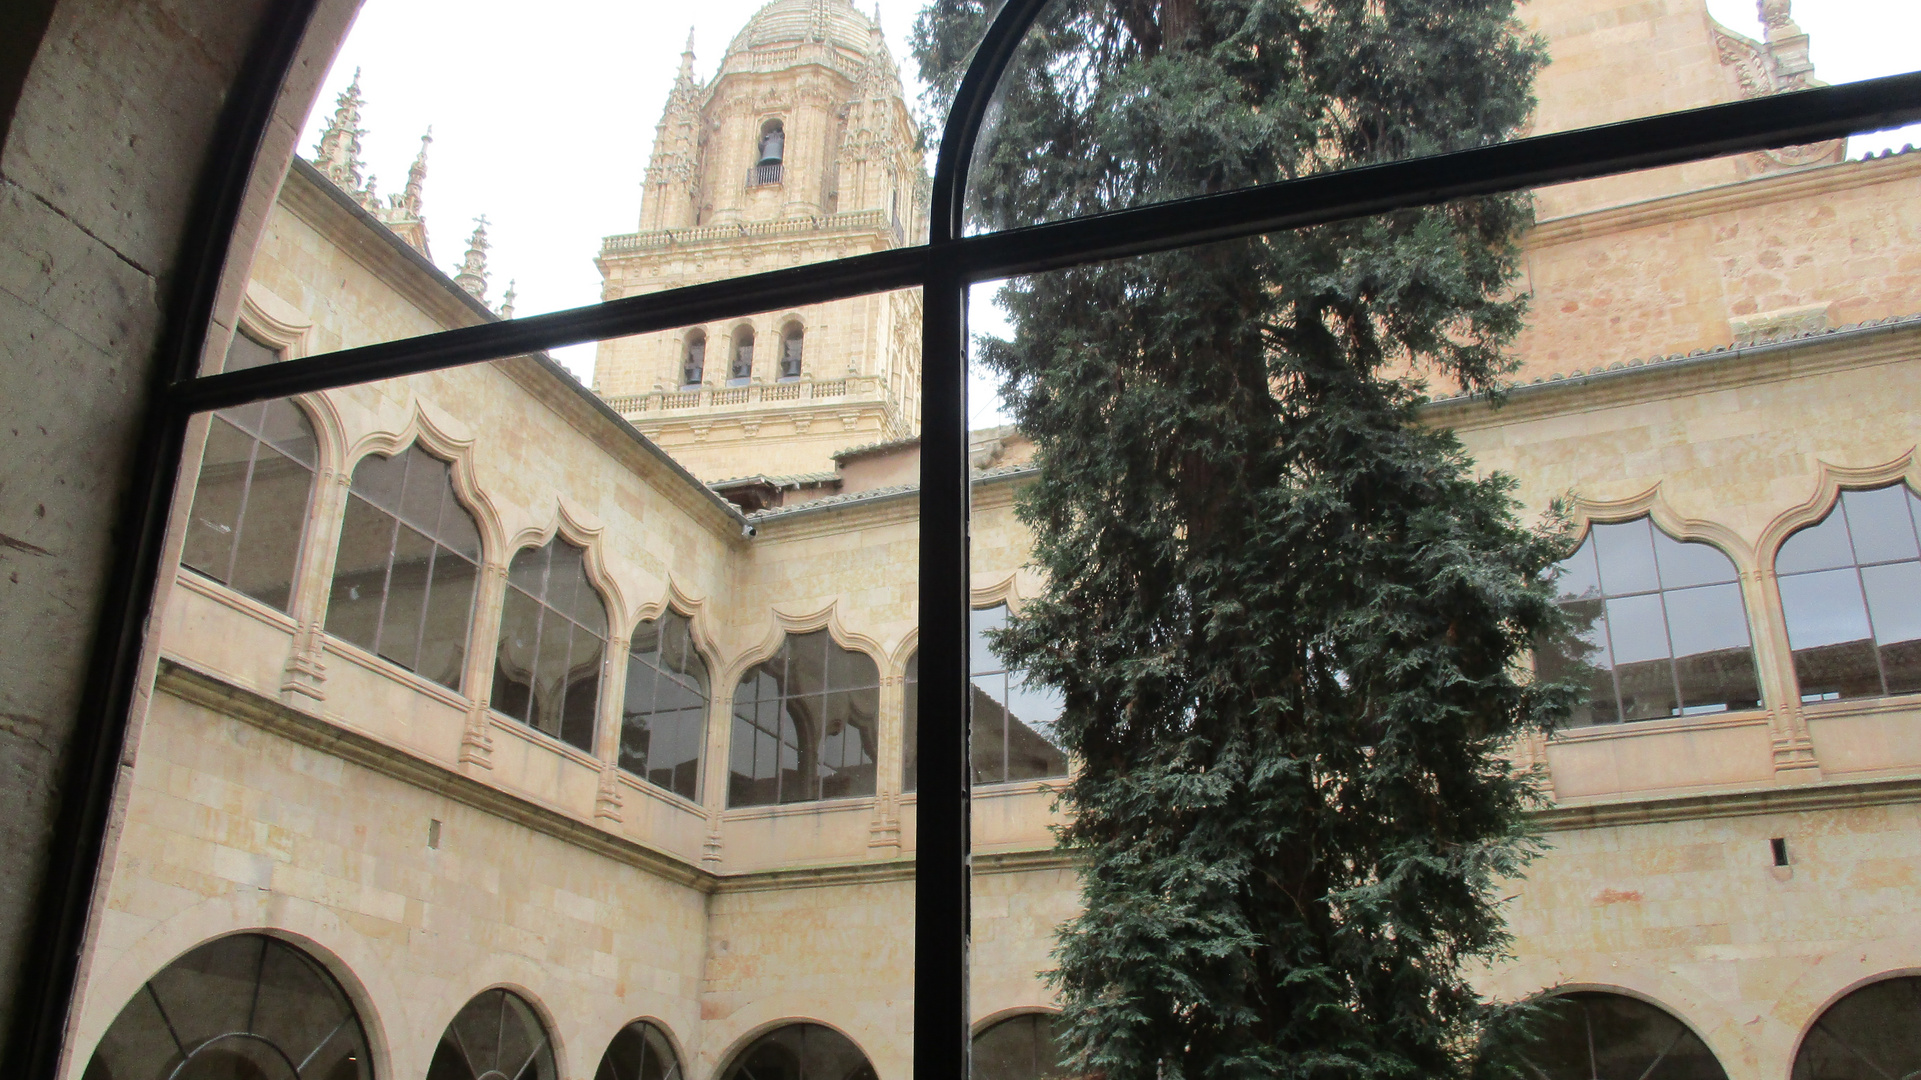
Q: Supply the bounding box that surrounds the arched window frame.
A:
[324,439,485,693]
[718,1022,875,1080]
[428,987,558,1080]
[728,625,883,808]
[778,320,804,382]
[1770,482,1921,704]
[681,329,707,389]
[491,533,611,754]
[728,325,755,386]
[57,0,1916,1067]
[596,1018,685,1080]
[1540,516,1762,725]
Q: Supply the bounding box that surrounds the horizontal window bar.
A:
[171,71,1921,416]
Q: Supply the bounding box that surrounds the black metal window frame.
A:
[13,0,1921,1072]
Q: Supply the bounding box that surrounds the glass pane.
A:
[223,328,281,372]
[326,495,394,653]
[1778,512,1855,574]
[1539,597,1617,727]
[180,417,255,584]
[971,603,1008,674]
[1654,531,1739,589]
[1780,568,1873,650]
[1668,583,1760,713]
[418,547,476,690]
[375,524,435,672]
[1843,485,1921,564]
[399,445,449,535]
[1593,519,1661,596]
[1552,536,1602,600]
[902,651,919,793]
[949,0,1918,234]
[227,444,314,612]
[1865,561,1921,695]
[493,588,542,724]
[1604,593,1671,666]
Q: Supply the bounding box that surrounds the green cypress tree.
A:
[914,2,1579,1077]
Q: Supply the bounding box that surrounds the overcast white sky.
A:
[303,0,1920,426]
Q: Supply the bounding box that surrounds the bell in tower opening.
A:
[756,119,785,186]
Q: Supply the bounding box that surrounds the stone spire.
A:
[454,216,490,301]
[498,280,517,320]
[402,128,431,217]
[313,69,368,190]
[639,29,705,231]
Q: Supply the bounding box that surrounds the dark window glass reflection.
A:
[728,630,879,807]
[622,611,709,800]
[971,605,1067,783]
[81,932,372,1080]
[1778,486,1921,702]
[596,1019,683,1080]
[972,1013,1073,1080]
[426,988,557,1080]
[492,538,608,752]
[719,1023,875,1080]
[180,396,318,614]
[1539,519,1760,726]
[326,443,481,691]
[1792,975,1921,1080]
[1517,992,1727,1080]
[902,651,919,793]
[224,328,282,372]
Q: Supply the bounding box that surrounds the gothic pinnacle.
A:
[313,67,368,191]
[454,215,491,302]
[403,127,432,215]
[678,28,697,82]
[499,280,517,320]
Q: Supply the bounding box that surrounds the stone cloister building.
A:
[32,0,1921,1078]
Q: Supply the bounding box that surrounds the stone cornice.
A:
[1526,150,1921,250]
[600,210,901,260]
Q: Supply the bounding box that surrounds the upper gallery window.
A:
[326,443,483,691]
[729,629,880,807]
[903,650,919,793]
[682,330,706,388]
[79,932,372,1080]
[729,327,754,386]
[622,610,709,800]
[492,537,607,752]
[754,119,785,186]
[179,397,319,613]
[1777,485,1921,702]
[971,604,1068,784]
[779,322,804,381]
[1539,519,1761,725]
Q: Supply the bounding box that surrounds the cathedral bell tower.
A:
[592,0,928,484]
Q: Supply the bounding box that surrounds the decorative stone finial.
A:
[498,280,517,320]
[312,68,368,191]
[1759,0,1792,31]
[454,215,490,301]
[403,127,432,215]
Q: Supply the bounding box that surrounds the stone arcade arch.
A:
[1792,975,1921,1080]
[970,1012,1070,1080]
[424,988,557,1080]
[1517,991,1727,1080]
[80,932,373,1080]
[719,1023,875,1080]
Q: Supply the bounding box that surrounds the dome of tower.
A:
[726,0,876,58]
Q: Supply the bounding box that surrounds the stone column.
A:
[1746,564,1822,780]
[595,632,631,824]
[458,562,510,771]
[696,669,738,868]
[868,666,906,857]
[279,442,351,710]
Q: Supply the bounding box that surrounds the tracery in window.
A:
[327,443,481,691]
[622,610,709,800]
[720,1023,875,1080]
[682,331,707,388]
[730,327,755,386]
[972,1013,1071,1079]
[492,537,607,752]
[729,629,880,807]
[1776,485,1921,702]
[180,396,319,614]
[1538,519,1760,725]
[1792,975,1921,1080]
[81,932,372,1080]
[971,605,1067,783]
[779,322,804,381]
[425,988,556,1080]
[595,1019,682,1080]
[1516,992,1726,1080]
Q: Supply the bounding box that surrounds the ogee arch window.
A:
[595,1019,682,1080]
[81,932,372,1080]
[1776,485,1921,702]
[682,331,706,388]
[180,396,319,614]
[902,650,919,793]
[425,988,556,1080]
[1516,992,1727,1080]
[971,605,1067,783]
[972,1013,1071,1080]
[1793,975,1921,1079]
[326,443,482,691]
[729,629,880,807]
[779,323,804,381]
[621,610,709,800]
[730,327,755,386]
[1538,519,1760,725]
[493,537,607,752]
[720,1023,875,1080]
